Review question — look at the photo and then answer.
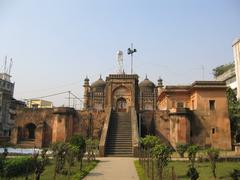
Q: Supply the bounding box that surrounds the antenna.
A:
[117,50,124,74]
[8,58,13,75]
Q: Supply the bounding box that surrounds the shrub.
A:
[207,148,219,178]
[86,138,99,161]
[1,156,35,178]
[187,167,199,180]
[176,143,188,158]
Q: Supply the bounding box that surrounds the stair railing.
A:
[130,107,139,157]
[99,107,112,157]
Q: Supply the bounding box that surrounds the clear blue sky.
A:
[0,0,239,108]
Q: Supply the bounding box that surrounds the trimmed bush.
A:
[1,156,35,178]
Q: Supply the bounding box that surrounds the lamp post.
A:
[127,43,137,74]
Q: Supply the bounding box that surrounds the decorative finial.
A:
[145,74,148,80]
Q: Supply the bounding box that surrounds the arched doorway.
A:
[116,97,127,112]
[25,123,36,140]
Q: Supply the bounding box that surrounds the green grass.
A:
[134,160,147,180]
[15,160,99,180]
[134,160,240,180]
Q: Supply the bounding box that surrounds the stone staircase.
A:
[105,112,132,156]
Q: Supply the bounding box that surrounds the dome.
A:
[91,76,106,88]
[84,76,89,82]
[139,76,155,88]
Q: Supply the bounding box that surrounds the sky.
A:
[0,0,239,109]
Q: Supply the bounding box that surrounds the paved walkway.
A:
[84,157,138,180]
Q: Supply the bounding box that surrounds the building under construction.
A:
[0,58,15,136]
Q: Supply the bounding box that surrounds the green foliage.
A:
[186,167,199,180]
[187,145,199,167]
[141,135,161,150]
[212,62,234,78]
[1,156,36,178]
[151,144,172,180]
[176,143,188,158]
[226,87,240,142]
[207,148,219,178]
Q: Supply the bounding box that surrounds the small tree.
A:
[65,144,78,180]
[151,144,172,180]
[176,143,188,158]
[34,149,49,180]
[207,148,219,179]
[187,145,199,168]
[69,135,86,171]
[186,145,200,180]
[50,142,68,180]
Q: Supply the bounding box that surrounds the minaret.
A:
[83,76,90,110]
[156,77,164,96]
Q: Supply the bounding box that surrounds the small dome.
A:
[91,76,106,88]
[139,76,155,88]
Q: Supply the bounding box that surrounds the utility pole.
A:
[201,65,205,80]
[127,43,137,74]
[68,91,71,107]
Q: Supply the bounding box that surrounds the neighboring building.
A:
[157,81,231,148]
[27,99,53,108]
[215,65,237,94]
[11,72,232,155]
[0,73,15,136]
[233,38,240,99]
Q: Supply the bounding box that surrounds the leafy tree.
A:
[207,148,219,179]
[69,135,86,171]
[212,62,234,78]
[226,87,240,142]
[176,143,188,158]
[151,144,172,180]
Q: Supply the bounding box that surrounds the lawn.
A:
[14,160,99,180]
[135,160,240,180]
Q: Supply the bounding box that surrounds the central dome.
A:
[139,76,155,88]
[91,76,106,88]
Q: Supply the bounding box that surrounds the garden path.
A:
[84,157,138,180]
